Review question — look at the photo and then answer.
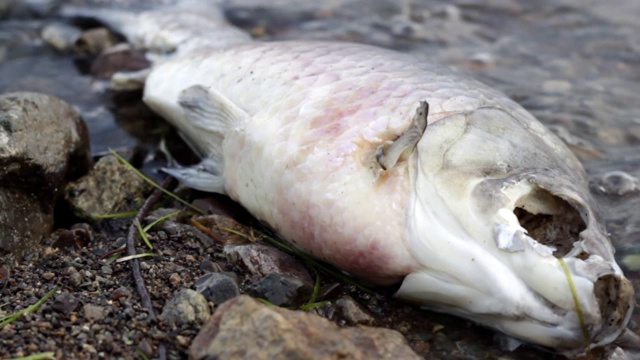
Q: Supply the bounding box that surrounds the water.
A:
[1,0,639,356]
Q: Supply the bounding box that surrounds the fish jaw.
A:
[395,107,634,354]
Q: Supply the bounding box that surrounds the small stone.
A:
[195,272,240,305]
[223,244,313,284]
[42,272,55,281]
[334,296,374,325]
[592,171,640,196]
[200,259,222,273]
[169,273,182,286]
[137,339,153,358]
[111,287,132,300]
[176,335,190,347]
[160,289,210,327]
[140,262,151,270]
[83,304,106,321]
[246,272,311,307]
[52,293,81,315]
[185,254,196,262]
[68,272,84,287]
[100,266,113,275]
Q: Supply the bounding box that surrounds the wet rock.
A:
[52,292,81,315]
[65,155,152,219]
[41,22,82,52]
[160,289,210,327]
[83,304,106,322]
[223,243,313,284]
[334,296,374,326]
[189,295,421,360]
[592,171,640,197]
[51,226,92,249]
[90,45,150,80]
[111,287,132,300]
[75,28,119,56]
[246,272,311,307]
[195,272,240,305]
[0,92,91,253]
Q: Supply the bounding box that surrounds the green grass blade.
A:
[135,219,154,250]
[8,352,56,360]
[143,209,181,233]
[0,287,58,327]
[91,210,139,219]
[558,258,590,348]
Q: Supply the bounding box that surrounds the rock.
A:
[52,293,81,315]
[41,22,82,52]
[189,295,421,360]
[0,92,91,253]
[195,272,240,305]
[223,243,313,284]
[75,28,119,56]
[334,296,374,326]
[592,171,640,196]
[83,304,106,322]
[90,45,150,79]
[160,289,210,327]
[246,272,311,307]
[65,155,152,219]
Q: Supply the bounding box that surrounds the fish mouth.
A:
[490,175,636,351]
[396,106,635,355]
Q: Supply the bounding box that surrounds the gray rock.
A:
[160,288,210,327]
[41,22,83,52]
[223,243,313,284]
[0,92,91,253]
[592,171,640,197]
[52,292,81,315]
[65,155,152,219]
[335,296,374,326]
[246,272,311,307]
[195,272,239,305]
[189,295,421,360]
[83,304,106,322]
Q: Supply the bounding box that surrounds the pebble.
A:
[246,272,311,307]
[68,272,84,287]
[42,272,55,281]
[111,287,132,300]
[160,289,210,327]
[83,304,106,322]
[52,293,81,315]
[334,296,374,325]
[195,272,240,304]
[592,171,640,196]
[100,266,113,275]
[169,273,182,286]
[223,243,313,284]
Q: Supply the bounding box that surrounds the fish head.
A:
[396,106,634,355]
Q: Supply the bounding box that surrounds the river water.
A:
[1,0,639,357]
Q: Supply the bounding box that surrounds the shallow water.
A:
[1,0,639,357]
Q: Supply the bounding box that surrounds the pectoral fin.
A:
[376,101,429,170]
[168,84,249,194]
[162,157,226,194]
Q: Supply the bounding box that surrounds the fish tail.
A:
[60,0,252,59]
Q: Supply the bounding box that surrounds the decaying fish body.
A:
[67,1,635,356]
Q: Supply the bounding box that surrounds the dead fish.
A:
[64,0,635,356]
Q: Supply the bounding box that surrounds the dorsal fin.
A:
[376,101,429,171]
